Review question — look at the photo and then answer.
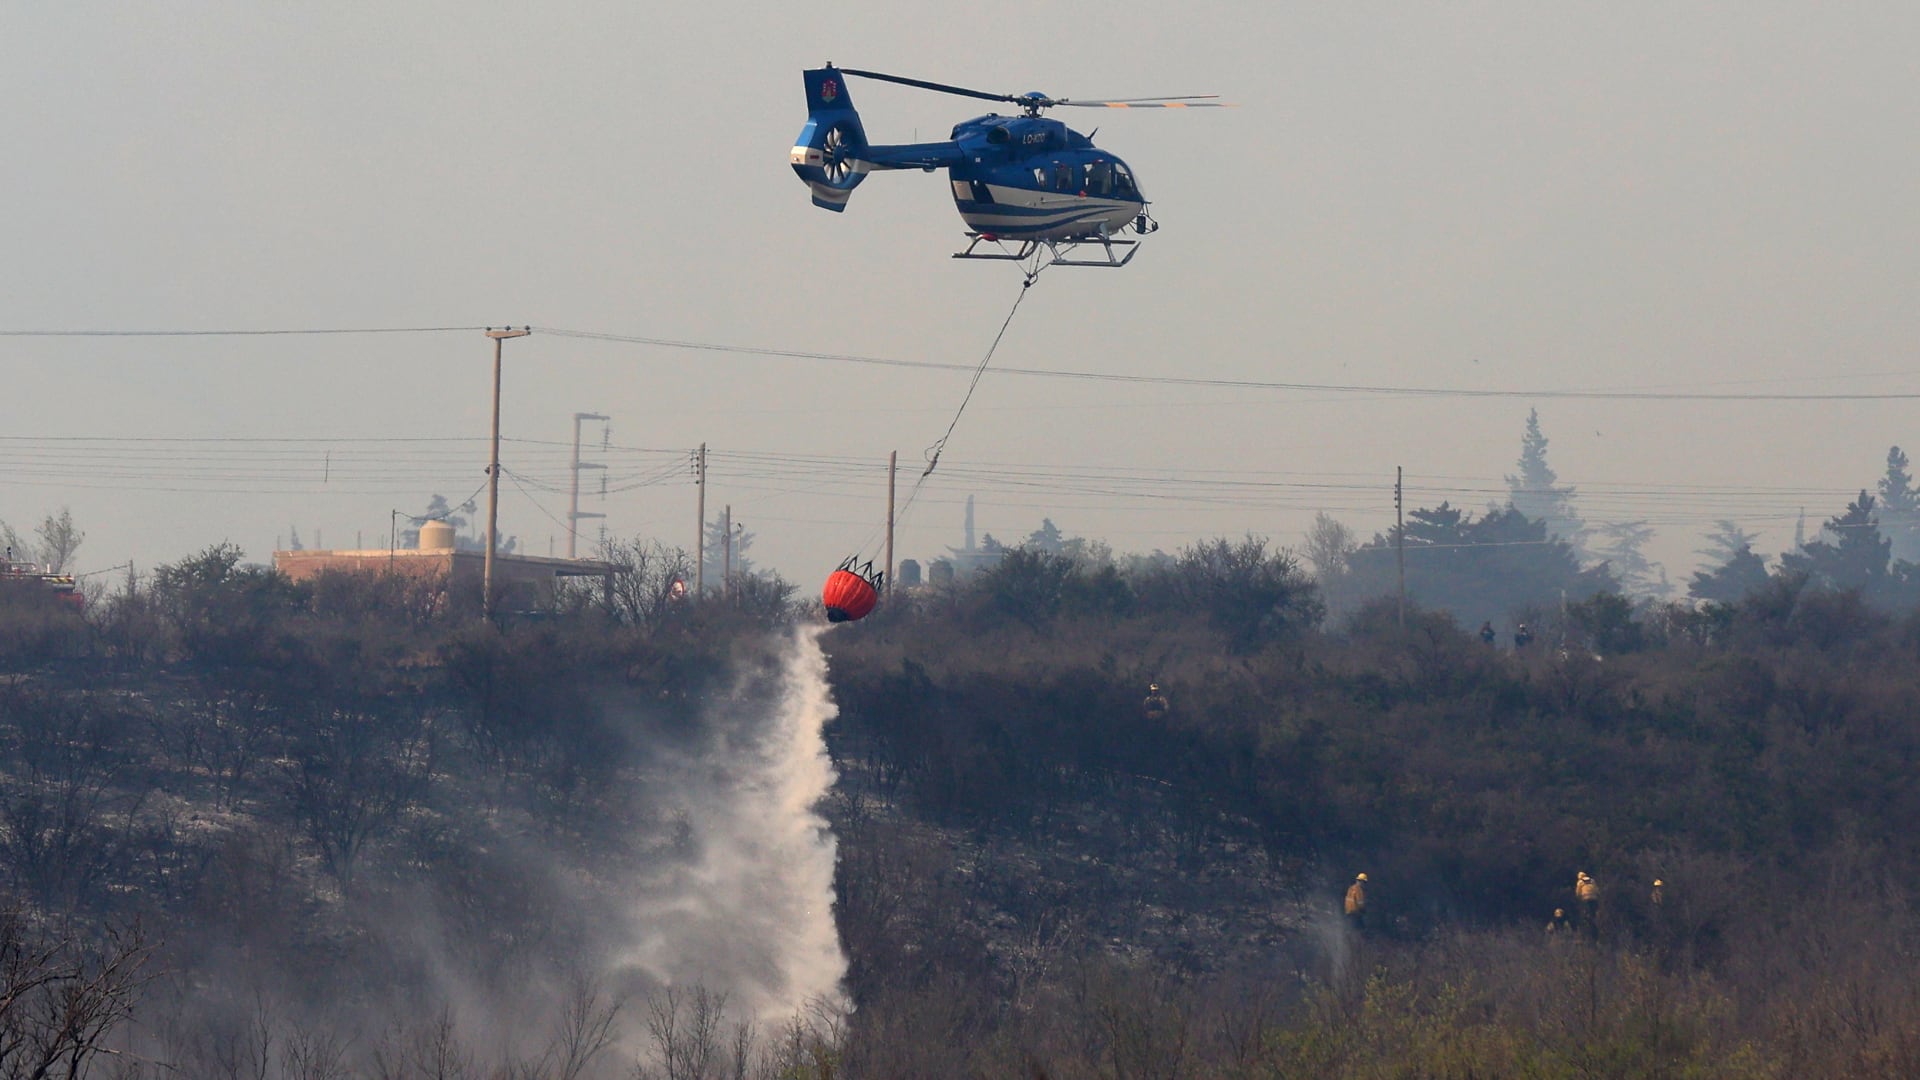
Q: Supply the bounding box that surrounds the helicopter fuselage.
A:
[936,115,1144,241]
[847,116,1144,241]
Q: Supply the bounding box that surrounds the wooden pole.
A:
[885,450,897,595]
[568,415,582,559]
[1395,465,1406,631]
[483,327,529,620]
[694,443,707,594]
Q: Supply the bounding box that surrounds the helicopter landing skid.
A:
[952,233,1141,268]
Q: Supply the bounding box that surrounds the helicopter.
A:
[789,64,1226,267]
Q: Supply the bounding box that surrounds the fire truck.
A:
[0,557,80,606]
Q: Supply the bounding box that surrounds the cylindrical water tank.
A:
[418,519,457,552]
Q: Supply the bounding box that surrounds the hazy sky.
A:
[6,3,1918,591]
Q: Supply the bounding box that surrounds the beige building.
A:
[273,519,612,612]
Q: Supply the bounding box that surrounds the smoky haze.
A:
[4,4,1919,602]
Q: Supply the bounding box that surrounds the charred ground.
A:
[0,536,1918,1076]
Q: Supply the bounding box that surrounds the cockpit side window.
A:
[1085,161,1113,197]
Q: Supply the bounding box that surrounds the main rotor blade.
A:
[1069,95,1222,104]
[1058,98,1235,109]
[838,68,1019,106]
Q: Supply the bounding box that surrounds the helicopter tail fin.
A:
[790,66,870,212]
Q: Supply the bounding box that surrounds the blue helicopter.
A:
[789,64,1226,267]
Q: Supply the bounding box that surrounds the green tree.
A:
[1689,547,1769,603]
[1133,537,1323,652]
[1778,492,1890,595]
[1015,518,1113,567]
[1024,518,1066,554]
[1691,520,1768,603]
[1877,446,1920,563]
[1592,520,1668,599]
[1505,409,1586,554]
[1348,502,1613,629]
[1566,590,1646,653]
[976,547,1077,627]
[1696,520,1760,569]
[150,543,306,665]
[701,514,755,587]
[975,546,1133,626]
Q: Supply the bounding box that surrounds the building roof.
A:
[273,549,614,577]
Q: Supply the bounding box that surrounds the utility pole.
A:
[1395,465,1406,632]
[885,450,897,595]
[721,504,733,600]
[568,412,609,558]
[694,443,707,594]
[483,327,530,621]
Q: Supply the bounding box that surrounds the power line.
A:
[501,467,576,537]
[534,325,1920,402]
[0,327,483,337]
[9,321,1915,401]
[0,428,1876,541]
[0,434,1862,502]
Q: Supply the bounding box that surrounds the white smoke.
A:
[614,624,849,1024]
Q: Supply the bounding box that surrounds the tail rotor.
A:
[791,66,870,211]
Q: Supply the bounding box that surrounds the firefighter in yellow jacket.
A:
[1575,871,1599,929]
[1344,873,1368,931]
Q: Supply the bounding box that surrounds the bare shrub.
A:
[280,702,433,889]
[0,916,155,1078]
[643,986,729,1080]
[0,686,142,911]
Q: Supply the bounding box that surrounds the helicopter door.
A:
[1053,163,1074,192]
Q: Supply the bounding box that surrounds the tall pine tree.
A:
[1505,409,1587,556]
[1778,492,1890,593]
[1877,446,1920,563]
[1689,520,1768,602]
[1592,520,1668,599]
[702,514,756,587]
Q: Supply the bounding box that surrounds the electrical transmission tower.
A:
[568,412,610,558]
